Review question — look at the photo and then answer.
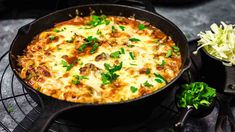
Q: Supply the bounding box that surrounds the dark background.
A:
[0,0,206,20]
[0,0,90,19]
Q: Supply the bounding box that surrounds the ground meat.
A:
[95,52,107,61]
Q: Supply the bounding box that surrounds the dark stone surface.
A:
[0,0,234,131]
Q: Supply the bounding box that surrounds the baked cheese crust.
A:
[18,15,182,103]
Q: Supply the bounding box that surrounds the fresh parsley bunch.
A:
[176,82,216,109]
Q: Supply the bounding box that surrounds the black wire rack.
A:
[0,49,185,132]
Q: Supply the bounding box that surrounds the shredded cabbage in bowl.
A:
[193,22,235,66]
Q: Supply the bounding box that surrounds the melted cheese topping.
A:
[18,16,182,103]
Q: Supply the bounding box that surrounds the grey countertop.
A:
[0,0,234,131]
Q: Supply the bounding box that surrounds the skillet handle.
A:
[28,95,77,132]
[223,66,235,94]
[175,106,194,128]
[18,23,32,35]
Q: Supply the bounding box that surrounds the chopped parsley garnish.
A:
[90,43,99,54]
[144,81,154,88]
[61,27,67,31]
[105,20,110,25]
[172,45,180,53]
[87,15,109,27]
[112,26,117,33]
[96,29,101,35]
[101,62,123,85]
[78,36,99,53]
[130,63,137,66]
[138,24,146,30]
[129,38,140,42]
[121,48,125,54]
[127,44,135,48]
[49,35,55,40]
[57,47,62,50]
[165,50,172,58]
[78,44,88,52]
[53,29,60,33]
[153,40,159,43]
[130,86,138,93]
[145,68,151,74]
[36,87,41,91]
[160,60,166,66]
[66,37,74,43]
[110,51,121,58]
[72,75,89,85]
[154,73,166,83]
[61,60,75,71]
[129,52,135,60]
[119,25,125,31]
[87,36,98,42]
[176,82,216,109]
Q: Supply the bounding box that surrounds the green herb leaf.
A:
[165,50,172,58]
[127,44,135,48]
[129,38,140,42]
[154,73,166,83]
[101,62,123,85]
[101,73,110,85]
[138,24,146,30]
[153,40,159,43]
[145,68,151,74]
[160,60,166,66]
[88,15,110,27]
[36,87,41,91]
[90,43,99,54]
[78,36,98,53]
[96,29,101,35]
[144,81,154,88]
[53,29,60,33]
[72,75,88,85]
[130,86,138,93]
[61,60,75,71]
[129,52,135,60]
[49,35,55,40]
[78,44,88,52]
[112,26,117,33]
[130,63,137,66]
[172,45,180,53]
[110,51,121,58]
[105,20,110,25]
[119,25,125,31]
[121,48,125,54]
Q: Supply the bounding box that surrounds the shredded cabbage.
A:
[193,22,235,66]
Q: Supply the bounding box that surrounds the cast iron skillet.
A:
[9,4,191,132]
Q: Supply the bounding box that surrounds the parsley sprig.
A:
[144,81,153,88]
[154,73,167,83]
[72,75,89,85]
[101,62,123,85]
[61,60,75,71]
[129,38,140,42]
[78,36,99,54]
[87,15,110,27]
[138,24,146,30]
